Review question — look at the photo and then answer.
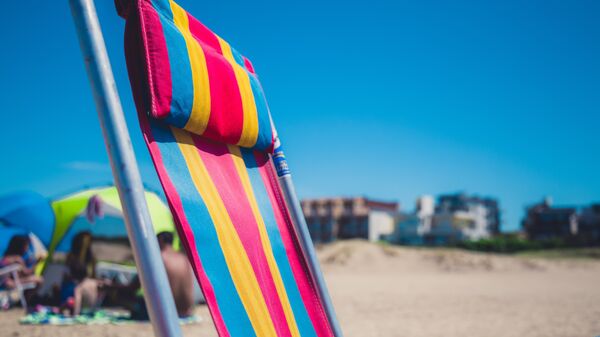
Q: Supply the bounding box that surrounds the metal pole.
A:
[272,139,344,337]
[68,1,182,337]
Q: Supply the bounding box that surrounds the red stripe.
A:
[186,12,222,54]
[193,137,293,337]
[243,56,256,74]
[138,118,231,337]
[185,10,244,147]
[139,1,172,118]
[199,44,245,145]
[256,153,335,337]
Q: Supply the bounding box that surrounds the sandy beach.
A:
[3,240,600,337]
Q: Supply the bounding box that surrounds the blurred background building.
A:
[301,197,399,243]
[302,193,600,247]
[522,197,600,245]
[388,193,501,245]
[579,204,600,245]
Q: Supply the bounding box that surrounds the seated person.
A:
[112,232,195,319]
[157,232,195,318]
[60,261,101,316]
[0,235,43,290]
[66,231,96,278]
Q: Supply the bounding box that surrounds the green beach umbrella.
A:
[39,186,177,273]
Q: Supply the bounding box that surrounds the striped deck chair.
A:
[116,1,340,336]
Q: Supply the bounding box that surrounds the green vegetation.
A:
[457,235,564,253]
[516,248,600,260]
[456,235,600,259]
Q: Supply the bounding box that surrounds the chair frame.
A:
[0,263,36,309]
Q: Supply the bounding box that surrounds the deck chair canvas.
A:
[116,1,340,336]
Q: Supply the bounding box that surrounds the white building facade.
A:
[301,197,399,243]
[390,193,500,245]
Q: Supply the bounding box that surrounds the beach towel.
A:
[20,307,202,325]
[117,1,336,336]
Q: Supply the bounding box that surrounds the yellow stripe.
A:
[171,128,277,337]
[227,145,302,337]
[217,37,259,147]
[170,2,211,134]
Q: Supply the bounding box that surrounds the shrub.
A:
[457,236,566,253]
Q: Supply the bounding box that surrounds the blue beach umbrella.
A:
[0,191,55,248]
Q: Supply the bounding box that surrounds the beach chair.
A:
[69,0,342,335]
[114,0,343,336]
[96,261,138,285]
[0,264,36,309]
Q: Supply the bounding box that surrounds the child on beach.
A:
[60,261,101,316]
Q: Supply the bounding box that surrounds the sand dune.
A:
[3,240,600,337]
[319,240,600,337]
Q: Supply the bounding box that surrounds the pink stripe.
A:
[185,11,246,145]
[138,117,231,337]
[139,0,172,118]
[193,137,293,337]
[197,43,245,145]
[243,56,255,74]
[256,153,335,337]
[187,12,222,54]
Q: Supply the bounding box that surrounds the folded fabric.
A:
[119,1,337,336]
[117,0,275,151]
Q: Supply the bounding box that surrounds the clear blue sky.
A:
[0,0,598,231]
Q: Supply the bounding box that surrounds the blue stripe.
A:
[150,121,256,337]
[241,150,318,337]
[231,48,246,68]
[231,48,273,150]
[247,73,274,151]
[153,1,193,128]
[150,0,173,17]
[152,0,173,16]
